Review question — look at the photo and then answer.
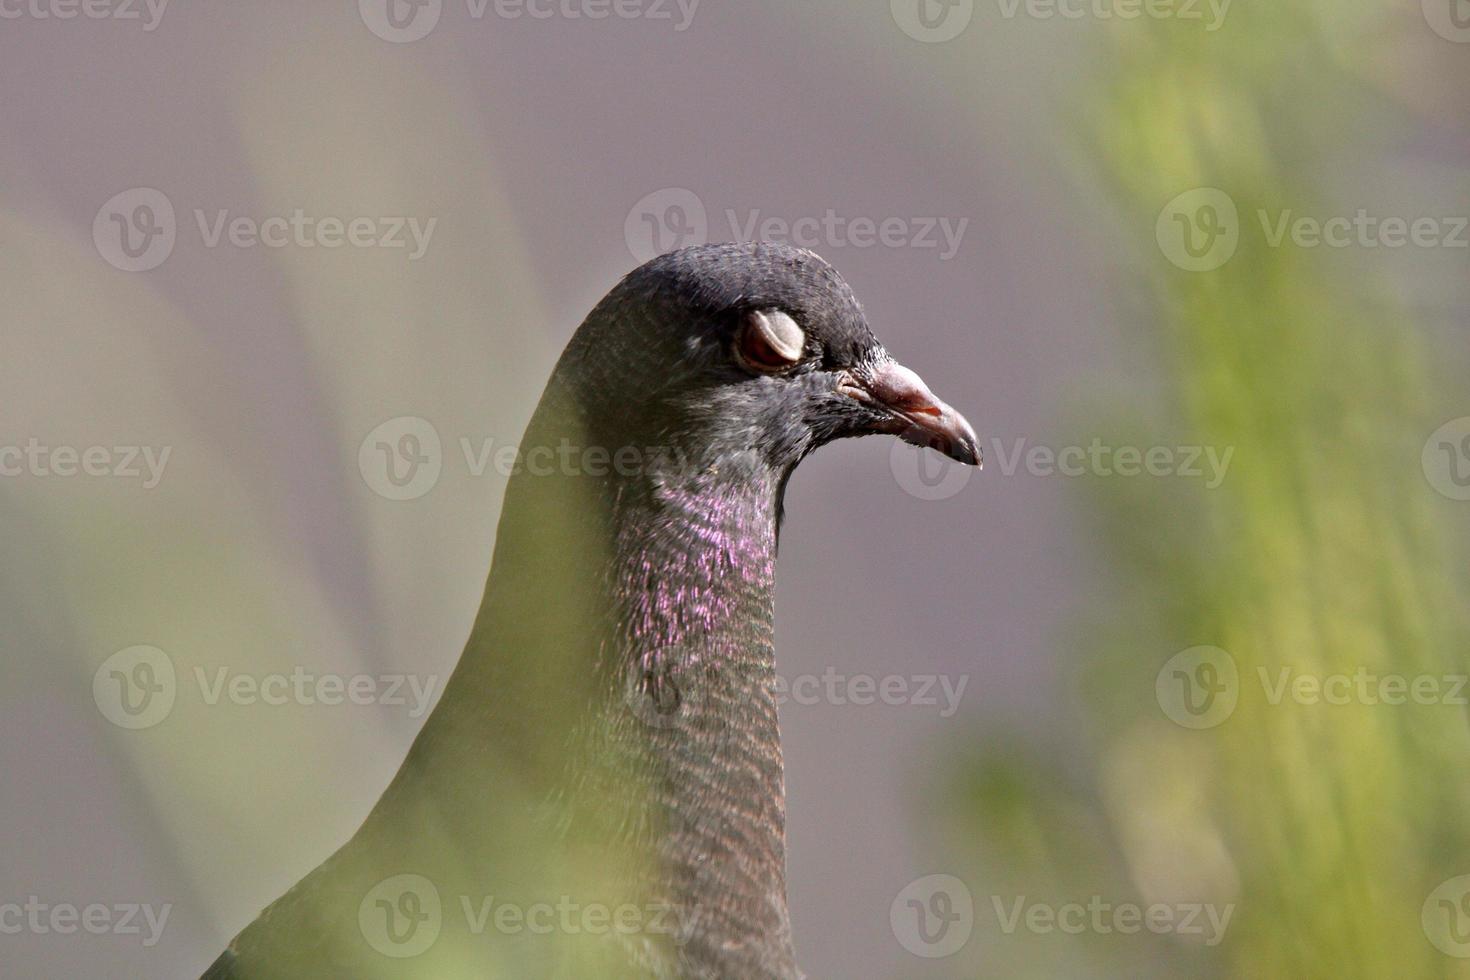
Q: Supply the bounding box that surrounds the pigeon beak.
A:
[842,360,982,467]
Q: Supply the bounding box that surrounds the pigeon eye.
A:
[736,309,806,374]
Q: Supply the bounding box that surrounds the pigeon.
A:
[202,241,979,979]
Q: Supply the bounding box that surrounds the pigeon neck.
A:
[612,463,781,655]
[602,462,799,974]
[437,388,799,974]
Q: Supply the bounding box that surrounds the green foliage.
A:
[936,3,1470,977]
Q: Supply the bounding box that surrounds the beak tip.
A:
[960,437,983,469]
[947,412,982,468]
[901,414,981,467]
[961,425,982,469]
[949,427,983,468]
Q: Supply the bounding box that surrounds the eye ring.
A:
[735,309,806,374]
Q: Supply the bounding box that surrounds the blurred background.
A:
[2,0,1468,976]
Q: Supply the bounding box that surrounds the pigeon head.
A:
[202,242,976,980]
[555,241,980,482]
